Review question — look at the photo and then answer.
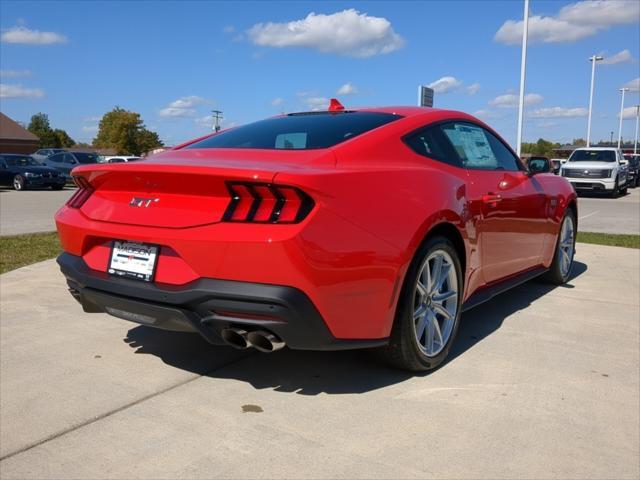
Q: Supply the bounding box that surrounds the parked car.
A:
[32,148,67,163]
[623,154,639,188]
[104,156,141,163]
[56,103,577,372]
[560,147,628,197]
[0,154,66,190]
[40,151,101,182]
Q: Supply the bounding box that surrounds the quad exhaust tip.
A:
[220,328,286,353]
[247,330,285,353]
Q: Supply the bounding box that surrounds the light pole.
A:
[516,0,530,157]
[586,55,603,147]
[618,88,630,148]
[634,105,639,155]
[211,110,223,132]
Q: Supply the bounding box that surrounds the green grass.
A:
[0,232,62,274]
[577,232,640,249]
[0,230,637,276]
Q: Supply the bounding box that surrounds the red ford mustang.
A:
[55,103,577,371]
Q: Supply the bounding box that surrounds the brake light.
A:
[223,182,314,223]
[66,176,94,208]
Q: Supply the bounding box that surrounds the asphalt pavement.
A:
[0,187,74,236]
[1,185,638,236]
[1,243,638,479]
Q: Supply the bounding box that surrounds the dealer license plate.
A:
[108,241,159,282]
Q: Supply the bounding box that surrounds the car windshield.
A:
[568,150,616,162]
[73,153,100,164]
[186,111,402,150]
[4,156,41,167]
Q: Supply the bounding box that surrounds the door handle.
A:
[482,193,502,204]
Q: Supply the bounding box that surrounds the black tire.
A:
[620,182,628,195]
[378,236,463,372]
[610,177,619,198]
[543,208,576,285]
[13,175,25,191]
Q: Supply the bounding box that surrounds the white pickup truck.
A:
[560,147,629,197]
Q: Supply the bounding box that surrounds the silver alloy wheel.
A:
[559,215,575,278]
[13,175,23,191]
[413,250,458,357]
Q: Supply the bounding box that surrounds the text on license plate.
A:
[108,241,159,282]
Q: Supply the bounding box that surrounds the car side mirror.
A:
[528,158,550,175]
[621,159,629,165]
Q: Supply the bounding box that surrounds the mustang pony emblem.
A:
[129,197,159,207]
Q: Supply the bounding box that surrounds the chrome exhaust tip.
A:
[247,330,285,353]
[221,328,252,350]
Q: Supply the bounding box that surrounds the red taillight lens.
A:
[223,182,314,223]
[66,176,94,209]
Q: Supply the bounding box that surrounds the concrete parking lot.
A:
[1,184,638,236]
[1,243,638,479]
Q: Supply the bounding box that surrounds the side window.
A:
[63,153,76,164]
[404,125,461,167]
[440,122,520,171]
[49,153,63,163]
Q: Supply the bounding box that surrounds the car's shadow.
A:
[124,261,587,395]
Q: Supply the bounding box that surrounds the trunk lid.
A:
[73,148,334,228]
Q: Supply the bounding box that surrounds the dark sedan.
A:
[40,151,101,181]
[0,154,66,191]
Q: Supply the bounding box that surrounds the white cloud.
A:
[536,121,558,128]
[622,77,640,92]
[528,107,588,118]
[494,0,639,45]
[248,9,404,58]
[601,49,633,65]
[489,92,543,108]
[1,26,67,45]
[473,109,504,120]
[159,95,208,118]
[303,97,329,111]
[271,97,284,106]
[337,82,358,95]
[466,83,481,95]
[0,83,44,98]
[0,69,31,78]
[427,76,462,94]
[82,125,98,133]
[619,106,639,120]
[195,115,214,127]
[222,25,235,34]
[558,0,639,26]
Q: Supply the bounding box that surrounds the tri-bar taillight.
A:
[66,176,94,209]
[223,182,314,223]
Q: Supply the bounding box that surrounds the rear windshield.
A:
[568,150,616,162]
[186,111,402,150]
[3,155,40,166]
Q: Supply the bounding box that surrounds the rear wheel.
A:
[543,209,576,285]
[13,175,25,191]
[379,236,463,372]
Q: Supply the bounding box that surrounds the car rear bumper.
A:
[57,252,387,351]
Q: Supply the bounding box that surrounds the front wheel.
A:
[379,236,463,372]
[543,209,576,285]
[13,175,25,191]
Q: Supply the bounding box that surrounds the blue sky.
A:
[1,0,639,147]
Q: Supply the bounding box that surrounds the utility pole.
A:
[211,110,223,132]
[516,0,529,156]
[618,88,629,148]
[586,55,603,147]
[610,131,614,145]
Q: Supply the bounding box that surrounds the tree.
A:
[53,129,75,148]
[27,113,76,148]
[521,138,561,158]
[572,138,587,146]
[93,107,163,155]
